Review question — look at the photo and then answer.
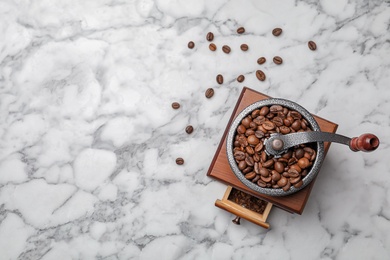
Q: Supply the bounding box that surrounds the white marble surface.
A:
[1,0,390,259]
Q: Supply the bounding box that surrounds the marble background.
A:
[1,0,390,259]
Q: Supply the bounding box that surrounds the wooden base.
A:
[207,87,338,214]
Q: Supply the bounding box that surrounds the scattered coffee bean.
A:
[209,43,217,51]
[216,74,224,84]
[171,102,180,109]
[205,88,214,98]
[256,70,266,81]
[222,45,231,54]
[206,32,214,41]
[185,125,194,134]
[188,41,195,49]
[272,28,282,36]
[228,188,267,214]
[237,75,245,83]
[273,56,283,65]
[240,44,249,51]
[237,27,245,34]
[233,105,316,192]
[176,157,184,165]
[257,57,266,65]
[308,41,317,51]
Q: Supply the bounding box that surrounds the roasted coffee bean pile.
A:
[228,188,267,214]
[233,105,317,192]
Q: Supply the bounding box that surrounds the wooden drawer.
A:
[215,186,273,229]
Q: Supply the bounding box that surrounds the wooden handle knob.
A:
[349,133,379,152]
[232,216,241,225]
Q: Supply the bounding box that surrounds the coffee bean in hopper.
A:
[257,57,266,65]
[272,28,282,36]
[188,41,195,49]
[216,74,224,84]
[273,56,283,65]
[176,158,184,165]
[185,125,194,134]
[222,45,231,54]
[206,32,214,41]
[171,102,180,109]
[237,27,245,34]
[237,75,245,83]
[209,43,217,51]
[205,88,214,98]
[256,70,266,81]
[308,41,317,51]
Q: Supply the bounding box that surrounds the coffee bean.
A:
[240,44,249,51]
[298,157,310,169]
[260,106,269,116]
[274,161,285,173]
[293,180,303,188]
[185,125,194,134]
[237,125,246,134]
[237,27,245,34]
[270,105,283,113]
[205,88,214,98]
[282,180,291,191]
[222,45,231,54]
[242,117,251,128]
[216,74,223,84]
[247,135,260,145]
[176,157,184,165]
[290,176,301,185]
[254,142,263,152]
[242,167,252,174]
[261,175,272,183]
[272,117,284,127]
[251,109,260,118]
[234,151,246,161]
[279,126,291,134]
[237,75,245,83]
[272,28,282,36]
[291,120,302,131]
[209,43,217,51]
[238,161,247,170]
[252,175,260,183]
[206,32,214,41]
[262,121,275,130]
[171,102,180,109]
[290,111,302,120]
[262,159,274,168]
[273,56,283,65]
[308,41,317,51]
[245,172,256,180]
[245,156,255,167]
[272,171,281,182]
[295,148,304,159]
[257,57,266,65]
[246,146,255,155]
[257,179,267,188]
[277,176,287,187]
[188,41,195,49]
[289,164,302,173]
[256,70,266,81]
